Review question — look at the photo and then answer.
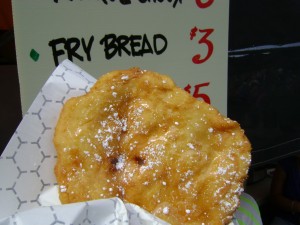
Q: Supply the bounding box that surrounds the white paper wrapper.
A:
[0,197,168,225]
[0,60,169,225]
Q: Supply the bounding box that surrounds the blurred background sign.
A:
[12,1,230,116]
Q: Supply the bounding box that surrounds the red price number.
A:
[195,0,214,8]
[184,82,211,104]
[190,27,214,64]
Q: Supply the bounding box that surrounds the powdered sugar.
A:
[163,207,169,214]
[116,155,126,170]
[121,75,129,80]
[112,92,117,98]
[60,185,67,193]
[187,143,195,150]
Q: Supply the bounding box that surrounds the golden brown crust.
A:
[54,68,251,225]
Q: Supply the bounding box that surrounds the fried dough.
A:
[54,68,251,225]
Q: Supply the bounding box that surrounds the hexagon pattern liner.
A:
[0,60,169,225]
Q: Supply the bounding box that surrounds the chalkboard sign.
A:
[12,1,230,116]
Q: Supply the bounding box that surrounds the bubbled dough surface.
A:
[54,68,251,225]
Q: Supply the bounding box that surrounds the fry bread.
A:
[54,68,251,225]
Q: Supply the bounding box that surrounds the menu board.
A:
[12,0,229,115]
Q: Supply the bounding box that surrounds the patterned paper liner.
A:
[0,60,169,225]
